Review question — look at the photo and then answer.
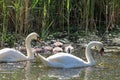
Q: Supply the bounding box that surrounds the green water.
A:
[0,51,119,80]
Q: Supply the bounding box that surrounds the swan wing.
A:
[0,48,27,62]
[46,53,87,68]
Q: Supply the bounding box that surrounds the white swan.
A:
[0,32,40,62]
[64,45,74,53]
[38,41,104,68]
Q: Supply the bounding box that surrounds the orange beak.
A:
[99,48,104,56]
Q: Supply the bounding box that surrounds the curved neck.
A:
[25,37,34,59]
[85,45,95,65]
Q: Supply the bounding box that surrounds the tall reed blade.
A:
[24,0,29,34]
[86,0,90,36]
[67,0,71,38]
[2,0,7,47]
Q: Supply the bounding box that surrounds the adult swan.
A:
[38,41,104,68]
[0,32,40,62]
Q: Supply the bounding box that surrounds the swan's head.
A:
[88,41,104,56]
[26,32,40,42]
[95,42,104,56]
[99,48,104,56]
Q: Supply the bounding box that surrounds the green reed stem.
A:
[24,0,29,34]
[86,0,90,36]
[13,1,20,34]
[2,0,7,47]
[67,0,71,38]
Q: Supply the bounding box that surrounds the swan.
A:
[0,32,40,62]
[53,41,63,47]
[52,47,63,54]
[38,41,104,68]
[64,45,74,53]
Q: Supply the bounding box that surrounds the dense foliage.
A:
[0,0,120,46]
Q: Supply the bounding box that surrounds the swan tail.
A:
[38,54,48,66]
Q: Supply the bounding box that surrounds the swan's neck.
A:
[25,38,34,59]
[38,54,48,66]
[85,46,95,65]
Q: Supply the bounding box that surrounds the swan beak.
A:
[99,48,104,56]
[37,37,41,42]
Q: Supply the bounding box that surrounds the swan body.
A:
[0,32,40,62]
[38,41,104,68]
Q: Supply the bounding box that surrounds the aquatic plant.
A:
[1,0,7,47]
[0,0,120,47]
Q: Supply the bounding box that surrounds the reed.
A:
[19,2,24,34]
[24,0,29,34]
[0,0,119,45]
[1,0,7,47]
[85,0,90,36]
[41,0,49,39]
[85,0,96,35]
[66,0,71,38]
[13,0,21,34]
[106,0,120,31]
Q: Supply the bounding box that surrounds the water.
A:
[0,48,120,80]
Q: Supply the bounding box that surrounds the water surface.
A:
[0,48,120,80]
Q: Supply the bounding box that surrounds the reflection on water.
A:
[0,62,27,80]
[0,52,120,80]
[46,67,95,80]
[25,61,31,80]
[47,68,84,79]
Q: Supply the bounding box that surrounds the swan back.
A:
[0,48,27,62]
[46,53,88,68]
